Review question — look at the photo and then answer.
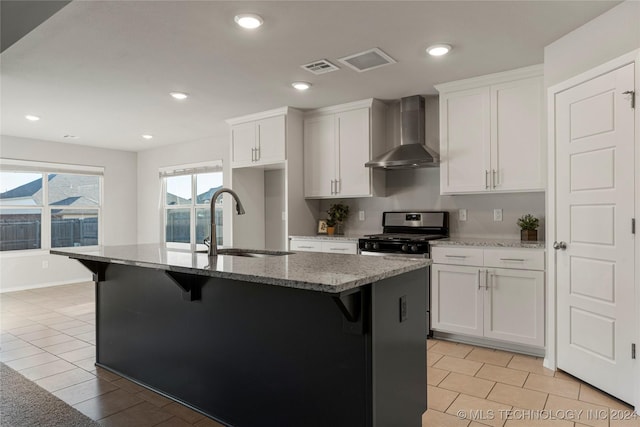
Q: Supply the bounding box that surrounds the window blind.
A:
[0,158,104,176]
[158,161,223,178]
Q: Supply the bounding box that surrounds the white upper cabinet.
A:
[439,87,491,193]
[228,112,286,168]
[436,65,544,195]
[303,115,336,197]
[303,99,386,199]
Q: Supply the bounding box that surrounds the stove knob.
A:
[372,242,380,250]
[364,242,371,250]
[411,245,419,253]
[401,244,409,253]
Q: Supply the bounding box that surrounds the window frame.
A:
[159,161,223,251]
[0,159,104,254]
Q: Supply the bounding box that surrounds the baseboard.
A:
[0,278,91,293]
[432,331,546,357]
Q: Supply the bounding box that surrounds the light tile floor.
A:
[1,282,638,427]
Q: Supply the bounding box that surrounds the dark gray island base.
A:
[51,245,429,427]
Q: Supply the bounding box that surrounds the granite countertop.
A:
[289,235,362,242]
[430,238,546,249]
[51,244,430,294]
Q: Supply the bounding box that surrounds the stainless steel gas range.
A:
[358,211,449,335]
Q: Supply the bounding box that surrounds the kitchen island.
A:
[51,244,430,427]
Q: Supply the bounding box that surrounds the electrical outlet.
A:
[494,209,503,222]
[42,260,49,269]
[359,210,365,221]
[459,209,467,221]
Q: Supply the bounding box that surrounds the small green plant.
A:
[517,214,539,231]
[327,202,350,227]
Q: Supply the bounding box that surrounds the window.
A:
[0,160,103,252]
[161,162,223,249]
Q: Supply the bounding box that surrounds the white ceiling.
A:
[0,0,619,152]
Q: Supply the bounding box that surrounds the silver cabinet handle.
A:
[553,241,567,250]
[499,258,525,262]
[485,170,489,189]
[445,255,467,258]
[297,245,314,249]
[477,269,482,290]
[251,148,255,162]
[336,179,341,194]
[492,169,497,188]
[329,248,348,251]
[256,146,260,161]
[330,180,335,195]
[485,270,490,291]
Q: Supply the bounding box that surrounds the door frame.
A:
[546,49,640,409]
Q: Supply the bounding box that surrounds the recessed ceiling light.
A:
[234,14,263,29]
[291,81,311,91]
[426,44,452,57]
[170,92,188,100]
[25,114,40,121]
[142,134,153,140]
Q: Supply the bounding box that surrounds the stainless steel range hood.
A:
[365,95,439,169]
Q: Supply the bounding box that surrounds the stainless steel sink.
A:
[195,249,292,257]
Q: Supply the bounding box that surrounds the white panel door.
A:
[303,115,335,198]
[491,77,544,191]
[231,122,256,165]
[337,108,371,197]
[256,115,285,164]
[555,63,635,404]
[431,264,484,337]
[484,268,545,347]
[440,87,491,194]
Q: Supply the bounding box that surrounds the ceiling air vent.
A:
[338,48,396,72]
[301,59,339,75]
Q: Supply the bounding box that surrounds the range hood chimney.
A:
[365,95,439,169]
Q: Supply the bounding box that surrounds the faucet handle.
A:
[203,237,211,248]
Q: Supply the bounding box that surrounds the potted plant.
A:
[327,202,350,236]
[517,214,540,241]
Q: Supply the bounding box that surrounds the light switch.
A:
[459,209,467,221]
[493,209,503,221]
[359,210,365,221]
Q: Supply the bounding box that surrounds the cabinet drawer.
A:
[321,241,358,255]
[432,247,483,266]
[483,248,544,271]
[290,240,322,252]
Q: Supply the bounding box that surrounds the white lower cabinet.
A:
[432,246,545,348]
[289,238,358,254]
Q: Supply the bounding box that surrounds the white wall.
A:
[137,133,229,245]
[544,0,640,88]
[0,135,137,292]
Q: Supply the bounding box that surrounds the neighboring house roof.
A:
[196,186,222,204]
[0,174,99,206]
[50,196,81,206]
[166,186,222,205]
[0,174,54,200]
[2,176,221,207]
